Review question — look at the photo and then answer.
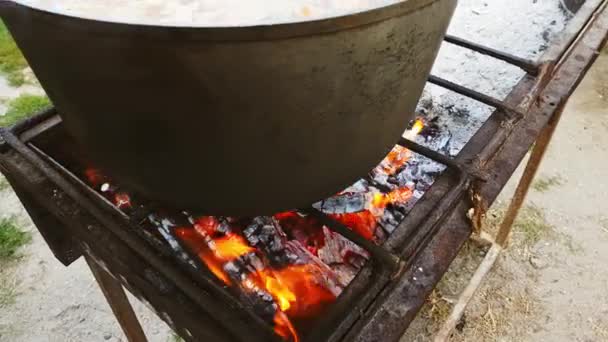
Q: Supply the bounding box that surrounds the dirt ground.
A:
[0,41,607,342]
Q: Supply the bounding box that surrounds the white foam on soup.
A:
[14,0,404,27]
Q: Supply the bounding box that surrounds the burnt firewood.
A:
[331,264,360,286]
[147,214,199,268]
[379,208,405,234]
[313,192,367,214]
[243,217,297,268]
[284,241,345,293]
[224,261,282,324]
[317,227,369,268]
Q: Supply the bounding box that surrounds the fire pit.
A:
[0,1,607,341]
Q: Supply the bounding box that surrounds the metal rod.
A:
[85,254,148,342]
[302,208,402,271]
[444,35,540,75]
[428,75,520,119]
[397,137,462,171]
[494,102,566,246]
[433,244,503,342]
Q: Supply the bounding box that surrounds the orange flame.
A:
[199,251,232,285]
[371,188,413,209]
[332,188,414,240]
[274,312,299,342]
[254,265,335,318]
[211,234,255,261]
[404,118,425,140]
[256,270,297,312]
[411,119,424,136]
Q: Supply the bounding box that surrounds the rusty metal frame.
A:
[343,0,608,340]
[0,1,606,341]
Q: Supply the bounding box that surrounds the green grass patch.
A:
[0,217,31,261]
[0,176,9,191]
[0,20,27,87]
[0,94,50,127]
[168,333,184,342]
[532,175,563,193]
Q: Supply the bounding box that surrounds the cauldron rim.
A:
[4,0,442,41]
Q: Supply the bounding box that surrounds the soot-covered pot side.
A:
[0,0,457,215]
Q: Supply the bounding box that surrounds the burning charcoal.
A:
[243,217,297,268]
[379,208,405,234]
[331,264,360,285]
[374,224,386,242]
[373,144,412,177]
[317,227,369,267]
[329,211,378,241]
[396,156,446,195]
[275,211,325,255]
[313,192,367,214]
[284,241,345,292]
[148,214,197,268]
[343,179,370,193]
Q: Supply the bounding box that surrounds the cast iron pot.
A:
[0,0,456,215]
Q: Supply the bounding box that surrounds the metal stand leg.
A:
[434,103,566,342]
[495,104,565,246]
[85,254,148,342]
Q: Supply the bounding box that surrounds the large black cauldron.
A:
[0,0,456,215]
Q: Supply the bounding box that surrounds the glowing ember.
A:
[329,187,414,241]
[113,192,132,209]
[84,168,105,187]
[330,211,377,240]
[375,145,411,175]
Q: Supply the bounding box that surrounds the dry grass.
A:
[0,274,17,308]
[400,203,555,342]
[484,204,554,249]
[424,290,453,324]
[591,318,608,340]
[532,175,563,193]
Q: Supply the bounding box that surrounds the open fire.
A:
[81,119,432,341]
